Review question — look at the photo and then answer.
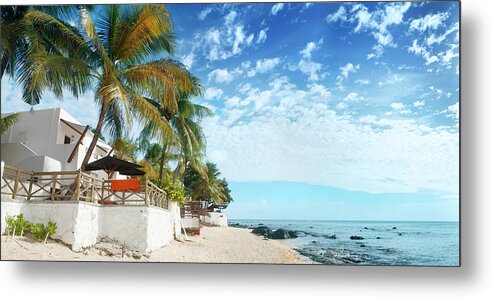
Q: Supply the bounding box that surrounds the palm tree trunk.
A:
[81,101,107,171]
[158,148,166,182]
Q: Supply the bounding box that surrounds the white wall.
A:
[72,203,100,251]
[1,200,78,246]
[1,200,182,253]
[99,206,149,252]
[1,108,60,156]
[146,207,173,252]
[1,107,113,173]
[203,212,228,227]
[15,155,62,172]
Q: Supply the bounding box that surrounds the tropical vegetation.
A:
[5,214,57,243]
[1,4,234,208]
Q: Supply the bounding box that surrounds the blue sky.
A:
[1,2,460,221]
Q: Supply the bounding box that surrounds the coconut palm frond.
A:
[115,4,174,63]
[0,113,20,135]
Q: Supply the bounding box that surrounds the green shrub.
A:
[15,214,31,236]
[6,216,16,235]
[160,179,186,203]
[45,221,57,243]
[6,214,57,243]
[30,223,46,242]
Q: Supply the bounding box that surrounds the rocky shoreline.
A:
[229,222,406,265]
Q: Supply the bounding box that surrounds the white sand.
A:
[1,227,307,264]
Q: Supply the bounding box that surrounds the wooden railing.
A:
[180,201,203,218]
[1,165,168,208]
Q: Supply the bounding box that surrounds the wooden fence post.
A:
[50,174,57,201]
[27,172,34,201]
[12,168,20,200]
[75,170,81,201]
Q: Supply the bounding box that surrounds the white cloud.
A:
[225,96,242,108]
[440,46,459,65]
[355,79,370,85]
[408,39,439,65]
[247,57,281,77]
[256,28,268,44]
[271,3,284,16]
[442,102,459,121]
[413,100,425,108]
[390,102,405,110]
[330,3,412,58]
[225,10,237,25]
[426,22,459,46]
[297,60,325,81]
[198,7,213,21]
[198,11,257,61]
[336,63,359,88]
[344,92,364,102]
[410,12,449,32]
[308,83,332,100]
[378,73,404,86]
[202,78,459,194]
[208,68,235,83]
[300,39,323,59]
[408,22,459,67]
[340,63,360,79]
[181,52,195,69]
[326,6,347,23]
[336,102,347,110]
[232,25,245,55]
[391,102,411,114]
[204,87,224,100]
[238,83,252,94]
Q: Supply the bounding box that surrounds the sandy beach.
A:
[0,227,307,264]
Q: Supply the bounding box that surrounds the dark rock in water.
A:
[258,223,264,226]
[392,227,397,230]
[229,223,249,228]
[398,233,402,236]
[309,226,314,229]
[323,234,337,239]
[311,240,318,244]
[350,236,365,240]
[252,226,271,237]
[360,244,366,247]
[270,228,291,239]
[363,227,369,230]
[288,230,299,238]
[376,236,381,239]
[295,247,372,265]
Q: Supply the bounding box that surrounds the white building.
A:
[1,108,112,178]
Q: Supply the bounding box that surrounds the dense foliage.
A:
[183,162,233,209]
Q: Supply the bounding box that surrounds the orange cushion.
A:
[111,179,141,192]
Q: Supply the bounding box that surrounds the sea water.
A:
[230,219,459,266]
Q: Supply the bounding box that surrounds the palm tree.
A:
[2,5,197,171]
[170,95,212,180]
[111,138,138,162]
[139,78,211,181]
[183,162,231,206]
[1,5,94,104]
[77,5,196,170]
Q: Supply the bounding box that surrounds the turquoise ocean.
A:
[230,219,459,266]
